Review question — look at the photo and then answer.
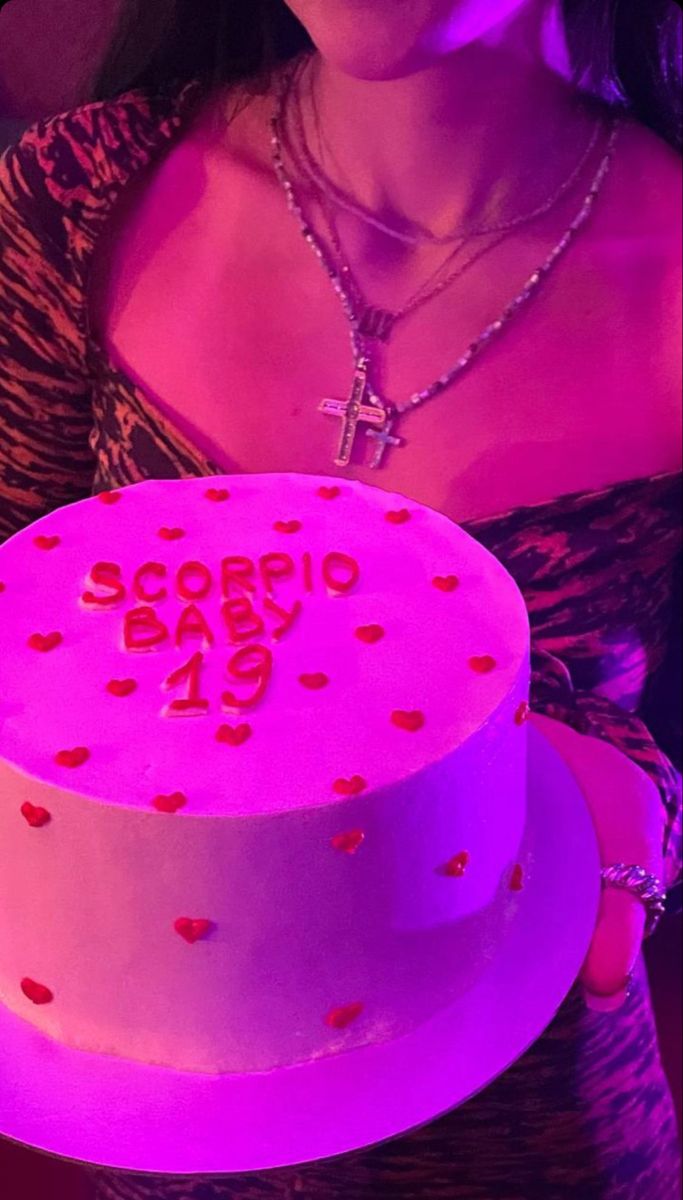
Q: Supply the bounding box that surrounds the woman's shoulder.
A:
[0,79,202,233]
[618,115,681,181]
[583,110,681,322]
[574,111,682,468]
[596,113,681,244]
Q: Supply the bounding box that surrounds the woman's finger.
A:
[579,886,645,1004]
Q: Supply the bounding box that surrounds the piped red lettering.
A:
[133,562,167,603]
[322,552,360,594]
[302,551,314,593]
[123,606,170,652]
[221,644,273,711]
[81,562,126,607]
[258,552,295,596]
[175,603,215,648]
[176,560,212,602]
[221,556,257,598]
[221,597,265,644]
[163,651,210,716]
[264,596,302,640]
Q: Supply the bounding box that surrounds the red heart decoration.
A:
[385,509,411,524]
[441,850,470,878]
[273,520,302,534]
[432,575,459,592]
[331,829,365,855]
[391,709,425,732]
[205,487,230,502]
[514,700,530,725]
[299,672,329,690]
[54,747,90,768]
[174,917,213,943]
[158,527,185,540]
[0,582,6,593]
[355,624,385,643]
[152,791,187,813]
[216,723,252,746]
[97,491,121,505]
[33,535,60,551]
[20,802,51,828]
[469,654,497,674]
[325,1001,364,1030]
[21,977,54,1005]
[317,486,340,500]
[509,863,524,892]
[333,775,366,797]
[27,631,63,653]
[106,678,137,697]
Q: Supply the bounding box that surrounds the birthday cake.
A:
[0,473,530,1076]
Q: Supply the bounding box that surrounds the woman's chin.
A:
[307,37,437,83]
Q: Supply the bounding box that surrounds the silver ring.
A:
[600,863,667,939]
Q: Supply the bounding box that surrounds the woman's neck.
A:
[294,9,596,239]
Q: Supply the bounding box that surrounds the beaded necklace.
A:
[269,55,622,469]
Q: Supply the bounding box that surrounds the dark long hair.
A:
[84,0,682,150]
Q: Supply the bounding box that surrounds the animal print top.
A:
[0,78,681,1200]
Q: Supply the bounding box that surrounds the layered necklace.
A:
[268,53,623,470]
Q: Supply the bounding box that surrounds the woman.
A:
[0,0,681,1196]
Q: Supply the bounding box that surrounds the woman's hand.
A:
[529,712,666,1009]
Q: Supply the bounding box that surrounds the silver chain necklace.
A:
[269,56,623,470]
[288,55,604,342]
[292,51,603,249]
[287,66,508,343]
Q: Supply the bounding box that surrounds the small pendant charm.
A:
[366,411,403,469]
[357,306,396,342]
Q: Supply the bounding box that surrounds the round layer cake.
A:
[0,473,530,1075]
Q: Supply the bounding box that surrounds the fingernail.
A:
[581,983,630,1013]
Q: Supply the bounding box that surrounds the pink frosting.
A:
[0,474,530,1074]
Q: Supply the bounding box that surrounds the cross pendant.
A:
[366,415,403,469]
[319,358,388,468]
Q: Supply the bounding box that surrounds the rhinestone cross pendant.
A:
[319,357,388,468]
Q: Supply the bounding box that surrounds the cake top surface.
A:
[0,473,529,816]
